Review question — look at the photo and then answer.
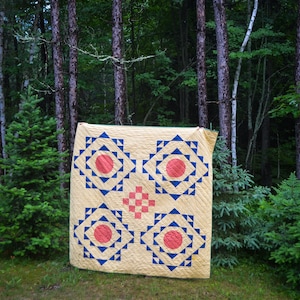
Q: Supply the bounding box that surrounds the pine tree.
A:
[0,88,69,257]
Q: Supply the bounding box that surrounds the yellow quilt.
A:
[70,123,217,278]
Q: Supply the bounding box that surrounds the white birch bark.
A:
[231,0,258,167]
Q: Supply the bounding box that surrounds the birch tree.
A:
[231,0,258,167]
[51,0,67,175]
[196,0,208,128]
[112,0,126,125]
[213,0,231,150]
[68,0,78,153]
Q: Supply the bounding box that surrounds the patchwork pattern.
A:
[70,123,217,278]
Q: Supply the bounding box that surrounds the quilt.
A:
[70,123,218,278]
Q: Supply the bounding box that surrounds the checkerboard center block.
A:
[70,123,218,278]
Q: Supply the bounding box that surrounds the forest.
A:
[0,0,300,290]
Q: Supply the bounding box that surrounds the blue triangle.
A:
[171,148,182,155]
[171,181,181,187]
[100,177,109,183]
[189,190,195,195]
[172,135,183,141]
[169,221,180,227]
[100,189,110,195]
[97,259,107,265]
[167,265,177,271]
[167,253,177,259]
[99,203,108,209]
[170,194,181,200]
[99,132,109,138]
[98,246,107,252]
[99,216,108,221]
[99,145,109,151]
[169,208,180,214]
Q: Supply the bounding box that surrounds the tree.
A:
[0,7,6,169]
[112,0,126,125]
[213,0,231,151]
[231,0,258,167]
[295,0,300,179]
[68,0,78,153]
[0,88,68,256]
[51,0,67,176]
[196,0,208,128]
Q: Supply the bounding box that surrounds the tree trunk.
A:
[295,1,300,179]
[0,8,6,172]
[179,0,189,123]
[213,0,231,151]
[39,0,49,79]
[112,0,126,125]
[129,0,136,124]
[23,4,39,89]
[68,0,78,154]
[51,0,67,176]
[261,114,272,186]
[196,0,208,128]
[231,0,258,167]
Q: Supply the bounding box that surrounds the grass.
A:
[0,256,298,300]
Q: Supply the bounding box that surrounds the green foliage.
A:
[212,138,270,267]
[0,88,69,257]
[270,85,300,119]
[258,173,300,288]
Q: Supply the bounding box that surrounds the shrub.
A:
[212,137,270,267]
[0,88,69,257]
[258,172,300,288]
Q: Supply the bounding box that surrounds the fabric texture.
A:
[70,123,218,278]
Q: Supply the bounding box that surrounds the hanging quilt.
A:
[70,123,218,278]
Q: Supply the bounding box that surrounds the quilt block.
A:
[70,123,217,278]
